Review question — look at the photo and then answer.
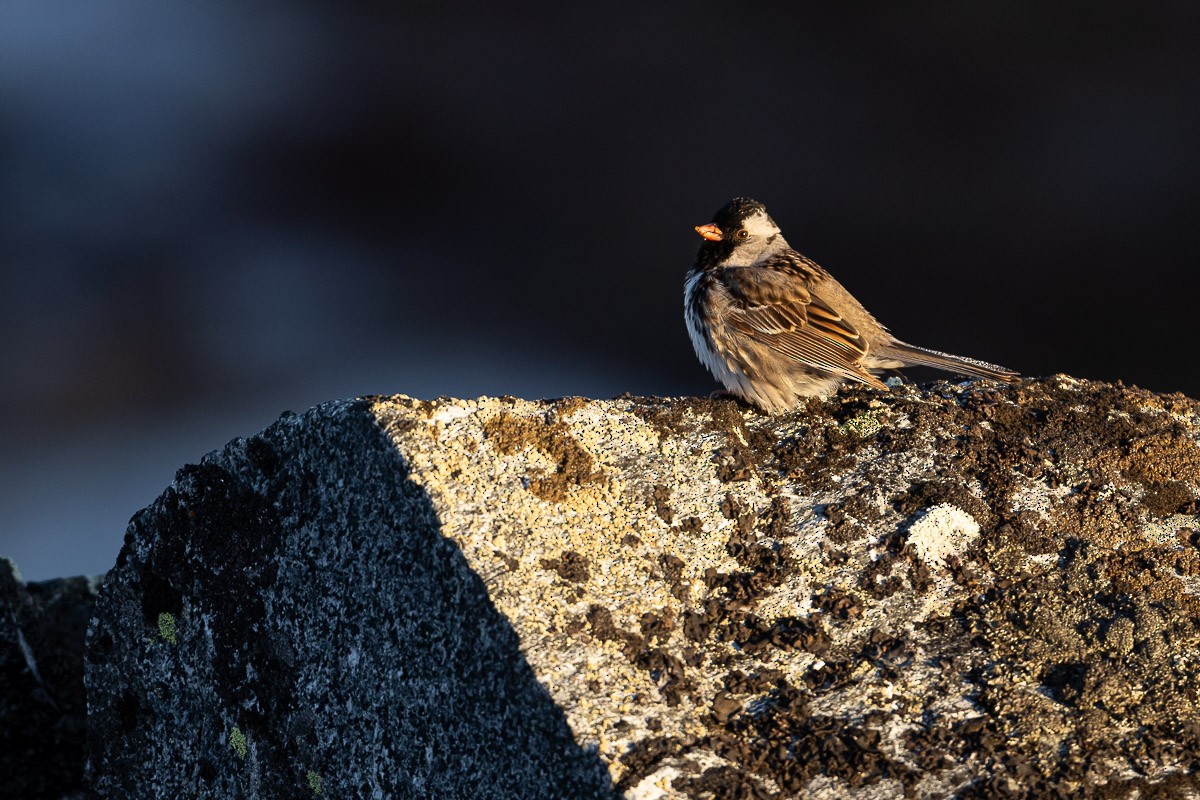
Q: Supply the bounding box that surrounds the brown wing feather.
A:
[720,259,886,389]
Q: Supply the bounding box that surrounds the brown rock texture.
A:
[86,376,1200,798]
[375,376,1200,798]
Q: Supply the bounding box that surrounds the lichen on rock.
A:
[83,377,1200,798]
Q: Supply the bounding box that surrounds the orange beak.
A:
[695,223,723,242]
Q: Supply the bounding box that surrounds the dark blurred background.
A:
[2,2,1198,580]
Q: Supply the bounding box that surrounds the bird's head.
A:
[694,197,783,267]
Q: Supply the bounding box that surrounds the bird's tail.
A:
[877,341,1019,384]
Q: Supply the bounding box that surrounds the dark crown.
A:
[712,197,769,227]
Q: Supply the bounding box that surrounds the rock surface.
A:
[0,559,99,799]
[84,377,1200,798]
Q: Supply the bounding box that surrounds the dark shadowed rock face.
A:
[84,378,1200,798]
[0,559,99,799]
[84,401,616,800]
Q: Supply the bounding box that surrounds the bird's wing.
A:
[720,259,887,388]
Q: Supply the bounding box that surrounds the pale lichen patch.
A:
[365,379,1200,798]
[906,504,980,569]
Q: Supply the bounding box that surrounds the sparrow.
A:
[684,197,1019,412]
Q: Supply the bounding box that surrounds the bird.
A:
[684,197,1019,412]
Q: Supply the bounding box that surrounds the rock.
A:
[84,377,1200,798]
[0,558,100,798]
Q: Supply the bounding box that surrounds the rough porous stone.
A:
[85,377,1200,798]
[84,404,615,799]
[0,558,100,798]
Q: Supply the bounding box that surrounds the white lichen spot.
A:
[1178,574,1200,597]
[626,765,684,800]
[429,404,474,425]
[1141,514,1200,546]
[1010,480,1071,520]
[907,504,980,568]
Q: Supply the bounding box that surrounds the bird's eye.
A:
[735,229,750,239]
